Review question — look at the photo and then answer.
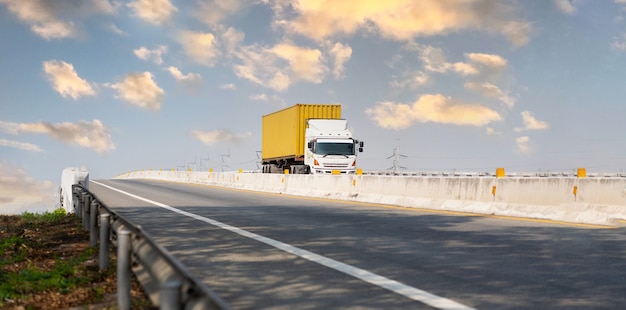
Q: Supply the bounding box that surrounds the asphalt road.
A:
[89,179,626,309]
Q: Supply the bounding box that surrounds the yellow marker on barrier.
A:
[209,168,213,172]
[573,185,578,196]
[284,169,289,174]
[495,167,505,178]
[356,168,363,175]
[492,185,497,196]
[239,169,243,173]
[577,168,586,178]
[352,179,357,187]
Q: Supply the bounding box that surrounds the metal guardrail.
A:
[71,184,230,310]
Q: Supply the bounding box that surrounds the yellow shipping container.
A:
[262,104,341,161]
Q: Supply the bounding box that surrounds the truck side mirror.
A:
[359,147,363,153]
[359,141,364,147]
[307,141,313,149]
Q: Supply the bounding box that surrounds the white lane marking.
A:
[92,180,475,310]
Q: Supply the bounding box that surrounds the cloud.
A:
[127,0,177,24]
[221,26,245,55]
[365,94,502,130]
[421,49,508,79]
[515,111,549,132]
[464,82,515,108]
[0,119,115,154]
[500,21,532,47]
[234,44,290,91]
[0,121,19,134]
[328,42,352,79]
[390,70,430,89]
[465,53,507,78]
[415,47,516,106]
[219,83,236,90]
[166,66,201,83]
[249,93,269,101]
[0,160,56,214]
[106,23,127,36]
[271,42,326,83]
[420,46,476,75]
[0,139,43,152]
[179,30,221,67]
[0,0,117,40]
[611,33,626,52]
[108,72,164,110]
[553,0,576,15]
[233,41,327,91]
[193,0,243,26]
[516,136,531,154]
[249,93,286,106]
[134,46,168,64]
[486,127,502,136]
[42,60,96,100]
[277,0,531,46]
[191,129,252,146]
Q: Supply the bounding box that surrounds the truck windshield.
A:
[315,142,355,156]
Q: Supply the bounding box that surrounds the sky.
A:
[2,0,626,213]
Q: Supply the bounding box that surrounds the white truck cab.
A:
[304,119,363,174]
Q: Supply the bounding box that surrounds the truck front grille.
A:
[323,163,349,168]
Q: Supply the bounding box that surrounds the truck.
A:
[261,104,364,174]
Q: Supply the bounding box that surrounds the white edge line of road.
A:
[92,180,476,310]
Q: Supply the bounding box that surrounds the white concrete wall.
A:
[115,170,626,226]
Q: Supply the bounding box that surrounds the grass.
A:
[0,208,152,309]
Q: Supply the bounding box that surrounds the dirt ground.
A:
[0,213,154,309]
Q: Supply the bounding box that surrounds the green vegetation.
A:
[0,209,112,308]
[0,208,151,309]
[20,208,68,224]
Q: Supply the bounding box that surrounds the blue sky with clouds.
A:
[2,0,626,213]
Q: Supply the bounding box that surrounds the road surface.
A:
[89,179,626,309]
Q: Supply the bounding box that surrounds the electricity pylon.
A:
[387,146,407,173]
[220,149,231,172]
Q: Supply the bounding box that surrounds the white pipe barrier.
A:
[116,170,626,226]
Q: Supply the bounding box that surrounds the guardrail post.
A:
[99,212,110,271]
[117,227,131,310]
[89,200,99,247]
[82,191,90,231]
[74,188,82,219]
[160,280,181,310]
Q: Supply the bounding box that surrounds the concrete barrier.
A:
[116,170,626,226]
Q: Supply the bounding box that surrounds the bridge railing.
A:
[71,184,230,310]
